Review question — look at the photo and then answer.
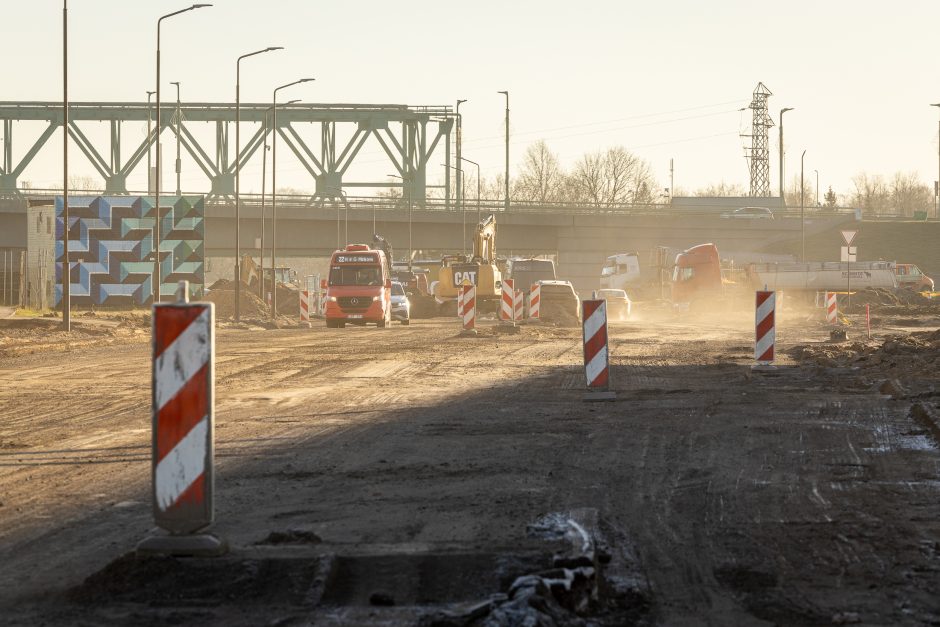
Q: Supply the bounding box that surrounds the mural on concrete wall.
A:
[55,195,204,306]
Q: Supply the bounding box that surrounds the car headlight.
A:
[328,296,337,302]
[372,296,381,302]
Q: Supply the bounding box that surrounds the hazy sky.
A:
[4,0,940,199]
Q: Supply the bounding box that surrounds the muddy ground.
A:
[0,302,938,625]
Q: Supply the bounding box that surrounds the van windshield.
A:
[330,265,381,286]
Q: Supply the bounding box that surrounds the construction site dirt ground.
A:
[1,303,939,625]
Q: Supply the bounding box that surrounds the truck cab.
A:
[671,243,722,305]
[324,244,392,328]
[599,253,641,291]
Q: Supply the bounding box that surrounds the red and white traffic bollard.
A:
[582,298,615,401]
[500,279,515,322]
[139,280,226,556]
[755,290,776,365]
[457,284,465,319]
[460,285,477,335]
[529,283,540,319]
[299,290,310,324]
[514,289,524,321]
[826,291,838,324]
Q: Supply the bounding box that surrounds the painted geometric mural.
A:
[55,195,205,307]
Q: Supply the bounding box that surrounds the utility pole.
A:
[779,107,794,200]
[497,91,509,212]
[669,158,674,202]
[814,169,819,207]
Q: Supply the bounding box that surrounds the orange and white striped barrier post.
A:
[139,281,225,556]
[299,290,310,324]
[457,284,465,319]
[500,279,515,322]
[514,289,524,321]
[826,291,838,324]
[529,283,540,319]
[755,290,776,366]
[582,298,615,401]
[460,285,477,336]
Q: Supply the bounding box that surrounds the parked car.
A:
[720,206,774,220]
[390,281,410,325]
[537,280,581,326]
[596,288,632,320]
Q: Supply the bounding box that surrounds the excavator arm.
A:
[473,214,497,264]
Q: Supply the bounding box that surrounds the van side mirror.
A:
[320,278,327,290]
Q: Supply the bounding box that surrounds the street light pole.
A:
[170,81,182,196]
[234,46,282,321]
[459,157,481,225]
[62,0,69,331]
[779,107,794,200]
[146,90,155,194]
[931,104,940,219]
[272,78,314,319]
[155,4,211,305]
[814,169,819,207]
[455,99,467,218]
[497,91,509,212]
[259,100,296,302]
[801,149,807,262]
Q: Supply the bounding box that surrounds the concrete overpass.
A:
[9,192,932,294]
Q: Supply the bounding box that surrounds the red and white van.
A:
[323,244,392,328]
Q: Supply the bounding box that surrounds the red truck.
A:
[671,243,723,306]
[323,244,392,328]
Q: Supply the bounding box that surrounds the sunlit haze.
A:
[4,0,940,199]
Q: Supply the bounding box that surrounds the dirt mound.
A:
[790,329,940,389]
[206,287,269,319]
[208,278,235,291]
[845,288,934,309]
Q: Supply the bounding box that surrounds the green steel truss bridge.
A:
[0,101,454,202]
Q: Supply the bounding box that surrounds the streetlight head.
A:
[457,99,467,105]
[931,103,940,107]
[267,46,284,52]
[285,99,301,105]
[191,3,212,8]
[782,107,794,113]
[497,90,508,95]
[301,78,315,83]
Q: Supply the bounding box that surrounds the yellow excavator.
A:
[431,213,502,313]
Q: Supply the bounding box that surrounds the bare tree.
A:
[850,172,890,216]
[694,181,746,197]
[889,171,932,217]
[516,140,563,203]
[569,146,657,206]
[784,175,815,209]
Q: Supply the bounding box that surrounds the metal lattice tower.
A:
[742,82,774,197]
